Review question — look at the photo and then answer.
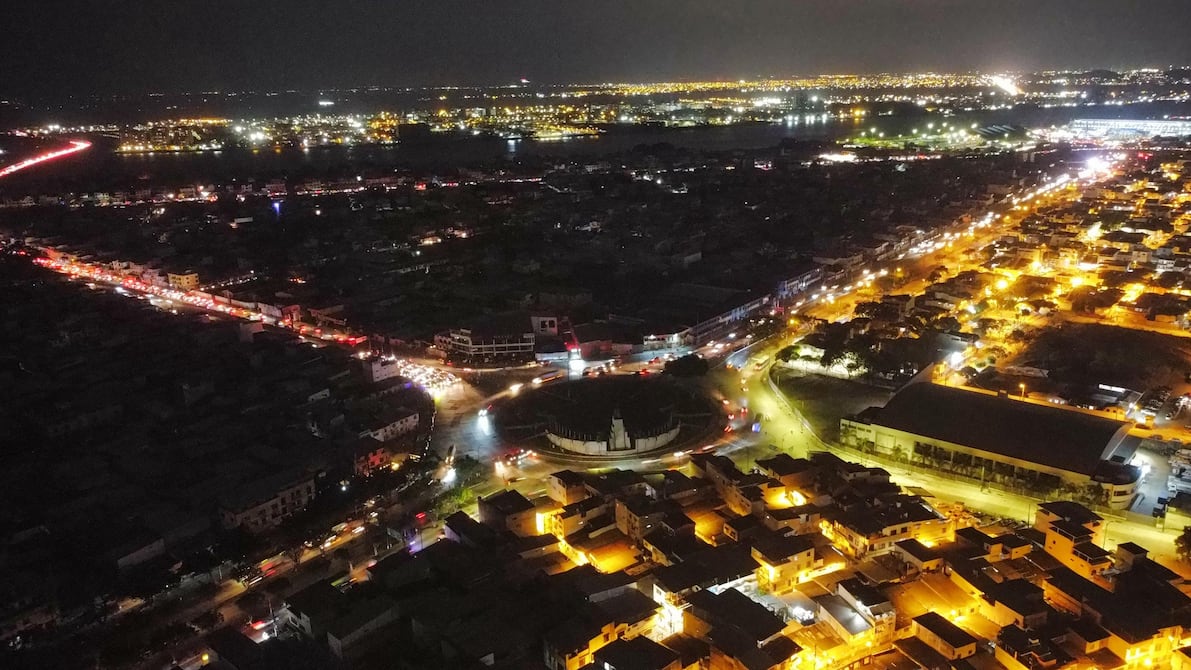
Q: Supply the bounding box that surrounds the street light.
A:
[1019,383,1026,399]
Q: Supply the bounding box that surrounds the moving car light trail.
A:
[0,140,91,178]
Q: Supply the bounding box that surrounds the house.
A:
[479,489,538,537]
[548,470,591,505]
[750,531,816,593]
[543,587,660,670]
[814,578,895,648]
[893,538,943,573]
[615,496,691,544]
[821,494,952,558]
[755,453,817,494]
[326,593,399,658]
[356,407,419,442]
[444,511,503,549]
[219,470,317,532]
[1043,564,1190,665]
[588,636,682,670]
[912,612,978,660]
[1034,501,1111,579]
[683,588,802,670]
[995,624,1063,670]
[690,454,782,516]
[586,469,653,500]
[337,436,392,476]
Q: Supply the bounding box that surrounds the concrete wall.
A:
[546,425,680,456]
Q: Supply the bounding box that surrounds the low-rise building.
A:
[821,494,952,558]
[436,316,536,361]
[167,270,200,290]
[1034,501,1111,579]
[750,531,816,594]
[548,470,591,506]
[893,538,943,572]
[356,407,419,442]
[479,489,538,537]
[913,611,978,661]
[219,470,317,532]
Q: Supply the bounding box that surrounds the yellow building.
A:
[750,532,816,594]
[167,270,200,290]
[1034,501,1111,579]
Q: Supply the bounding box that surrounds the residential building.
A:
[219,470,317,532]
[356,407,419,442]
[912,612,978,661]
[750,532,816,593]
[479,489,538,537]
[167,270,200,290]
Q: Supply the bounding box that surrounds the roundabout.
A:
[494,375,718,462]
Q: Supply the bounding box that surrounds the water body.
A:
[3,101,1189,191]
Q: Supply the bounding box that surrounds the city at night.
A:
[5,2,1191,669]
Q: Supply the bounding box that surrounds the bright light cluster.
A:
[32,256,370,346]
[373,354,460,394]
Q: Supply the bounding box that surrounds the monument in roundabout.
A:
[498,375,713,460]
[546,405,681,456]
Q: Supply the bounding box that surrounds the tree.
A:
[820,347,847,369]
[843,354,867,377]
[853,302,883,319]
[454,455,484,486]
[934,316,962,333]
[1178,527,1191,562]
[664,354,709,377]
[1157,271,1186,290]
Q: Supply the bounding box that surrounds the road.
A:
[0,139,91,178]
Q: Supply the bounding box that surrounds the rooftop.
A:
[815,593,872,636]
[756,453,814,478]
[752,531,816,564]
[914,611,978,649]
[1038,500,1103,526]
[686,587,785,644]
[869,384,1130,476]
[481,489,535,515]
[894,538,939,562]
[591,635,679,670]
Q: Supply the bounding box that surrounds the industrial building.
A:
[841,383,1139,508]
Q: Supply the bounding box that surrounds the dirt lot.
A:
[772,369,894,440]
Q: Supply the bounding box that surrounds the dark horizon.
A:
[7,0,1191,99]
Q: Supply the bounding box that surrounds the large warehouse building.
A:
[841,383,1139,509]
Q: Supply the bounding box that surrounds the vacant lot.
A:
[1012,322,1191,390]
[772,370,893,441]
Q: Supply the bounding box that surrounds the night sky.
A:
[6,0,1191,97]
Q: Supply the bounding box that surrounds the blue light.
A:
[272,201,281,215]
